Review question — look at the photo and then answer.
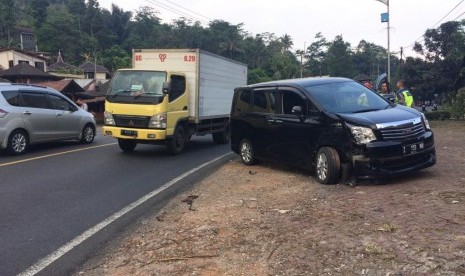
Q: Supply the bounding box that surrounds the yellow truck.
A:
[103,49,248,154]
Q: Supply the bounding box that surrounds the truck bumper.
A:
[102,126,167,141]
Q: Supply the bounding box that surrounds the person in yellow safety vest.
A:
[396,79,414,107]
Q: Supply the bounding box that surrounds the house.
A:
[0,63,61,84]
[17,27,37,52]
[78,62,110,80]
[48,51,84,79]
[34,79,84,100]
[0,48,48,72]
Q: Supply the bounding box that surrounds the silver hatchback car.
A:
[0,83,96,155]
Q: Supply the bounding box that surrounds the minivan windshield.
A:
[305,81,391,113]
[107,70,167,104]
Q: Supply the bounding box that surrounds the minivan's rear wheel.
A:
[212,123,231,144]
[80,124,95,144]
[118,138,137,152]
[167,125,187,155]
[8,130,29,155]
[315,147,341,184]
[239,138,256,166]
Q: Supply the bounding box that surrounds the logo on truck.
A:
[159,54,167,62]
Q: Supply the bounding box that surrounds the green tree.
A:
[325,35,354,78]
[412,21,465,102]
[0,0,16,47]
[100,45,131,72]
[305,32,328,76]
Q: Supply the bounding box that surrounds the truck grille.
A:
[113,115,150,128]
[380,122,425,141]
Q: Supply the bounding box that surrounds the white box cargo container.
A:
[132,49,248,121]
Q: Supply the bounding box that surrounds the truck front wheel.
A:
[118,139,137,152]
[167,125,187,155]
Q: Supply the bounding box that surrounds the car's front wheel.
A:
[239,138,256,166]
[118,138,137,152]
[80,124,95,144]
[315,147,341,184]
[7,130,29,155]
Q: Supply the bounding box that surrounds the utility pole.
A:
[377,0,391,83]
[387,0,391,83]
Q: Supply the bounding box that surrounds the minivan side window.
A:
[281,91,306,115]
[252,90,275,113]
[20,92,48,109]
[169,75,186,102]
[48,94,74,111]
[1,90,20,106]
[235,89,251,113]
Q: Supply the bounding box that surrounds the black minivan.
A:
[230,77,436,184]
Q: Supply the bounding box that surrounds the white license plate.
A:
[403,142,424,155]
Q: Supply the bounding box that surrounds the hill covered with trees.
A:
[1,0,464,109]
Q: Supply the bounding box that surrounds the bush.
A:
[424,111,451,120]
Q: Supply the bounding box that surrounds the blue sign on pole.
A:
[381,12,389,23]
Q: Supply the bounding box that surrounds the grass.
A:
[377,223,397,233]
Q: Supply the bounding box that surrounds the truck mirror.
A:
[162,81,171,94]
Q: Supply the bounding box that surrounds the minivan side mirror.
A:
[291,105,302,115]
[162,81,171,94]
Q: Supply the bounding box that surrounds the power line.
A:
[160,0,212,21]
[145,0,209,24]
[432,0,465,28]
[451,9,465,21]
[404,0,465,49]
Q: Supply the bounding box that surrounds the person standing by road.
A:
[76,97,88,111]
[396,79,414,107]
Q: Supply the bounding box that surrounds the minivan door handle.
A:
[56,112,64,116]
[23,111,31,116]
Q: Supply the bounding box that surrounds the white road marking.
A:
[18,152,233,276]
[0,143,117,168]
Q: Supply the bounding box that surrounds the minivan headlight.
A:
[149,113,167,129]
[104,111,115,126]
[350,126,377,144]
[421,113,431,130]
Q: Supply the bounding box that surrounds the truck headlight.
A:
[350,126,377,144]
[149,113,167,129]
[421,113,431,130]
[104,111,115,126]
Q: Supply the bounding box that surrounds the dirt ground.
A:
[76,121,465,276]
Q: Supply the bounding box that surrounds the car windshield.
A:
[107,71,167,104]
[305,81,390,113]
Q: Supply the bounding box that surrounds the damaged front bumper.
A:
[350,131,436,179]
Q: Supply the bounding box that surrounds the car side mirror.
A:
[162,81,171,94]
[291,106,302,115]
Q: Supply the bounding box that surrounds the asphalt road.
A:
[0,132,231,276]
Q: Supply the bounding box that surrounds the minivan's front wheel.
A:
[239,138,256,166]
[315,147,341,184]
[80,124,95,144]
[118,138,137,152]
[8,130,29,155]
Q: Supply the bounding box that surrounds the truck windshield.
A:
[107,71,167,104]
[305,81,390,114]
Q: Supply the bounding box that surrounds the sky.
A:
[98,0,465,57]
